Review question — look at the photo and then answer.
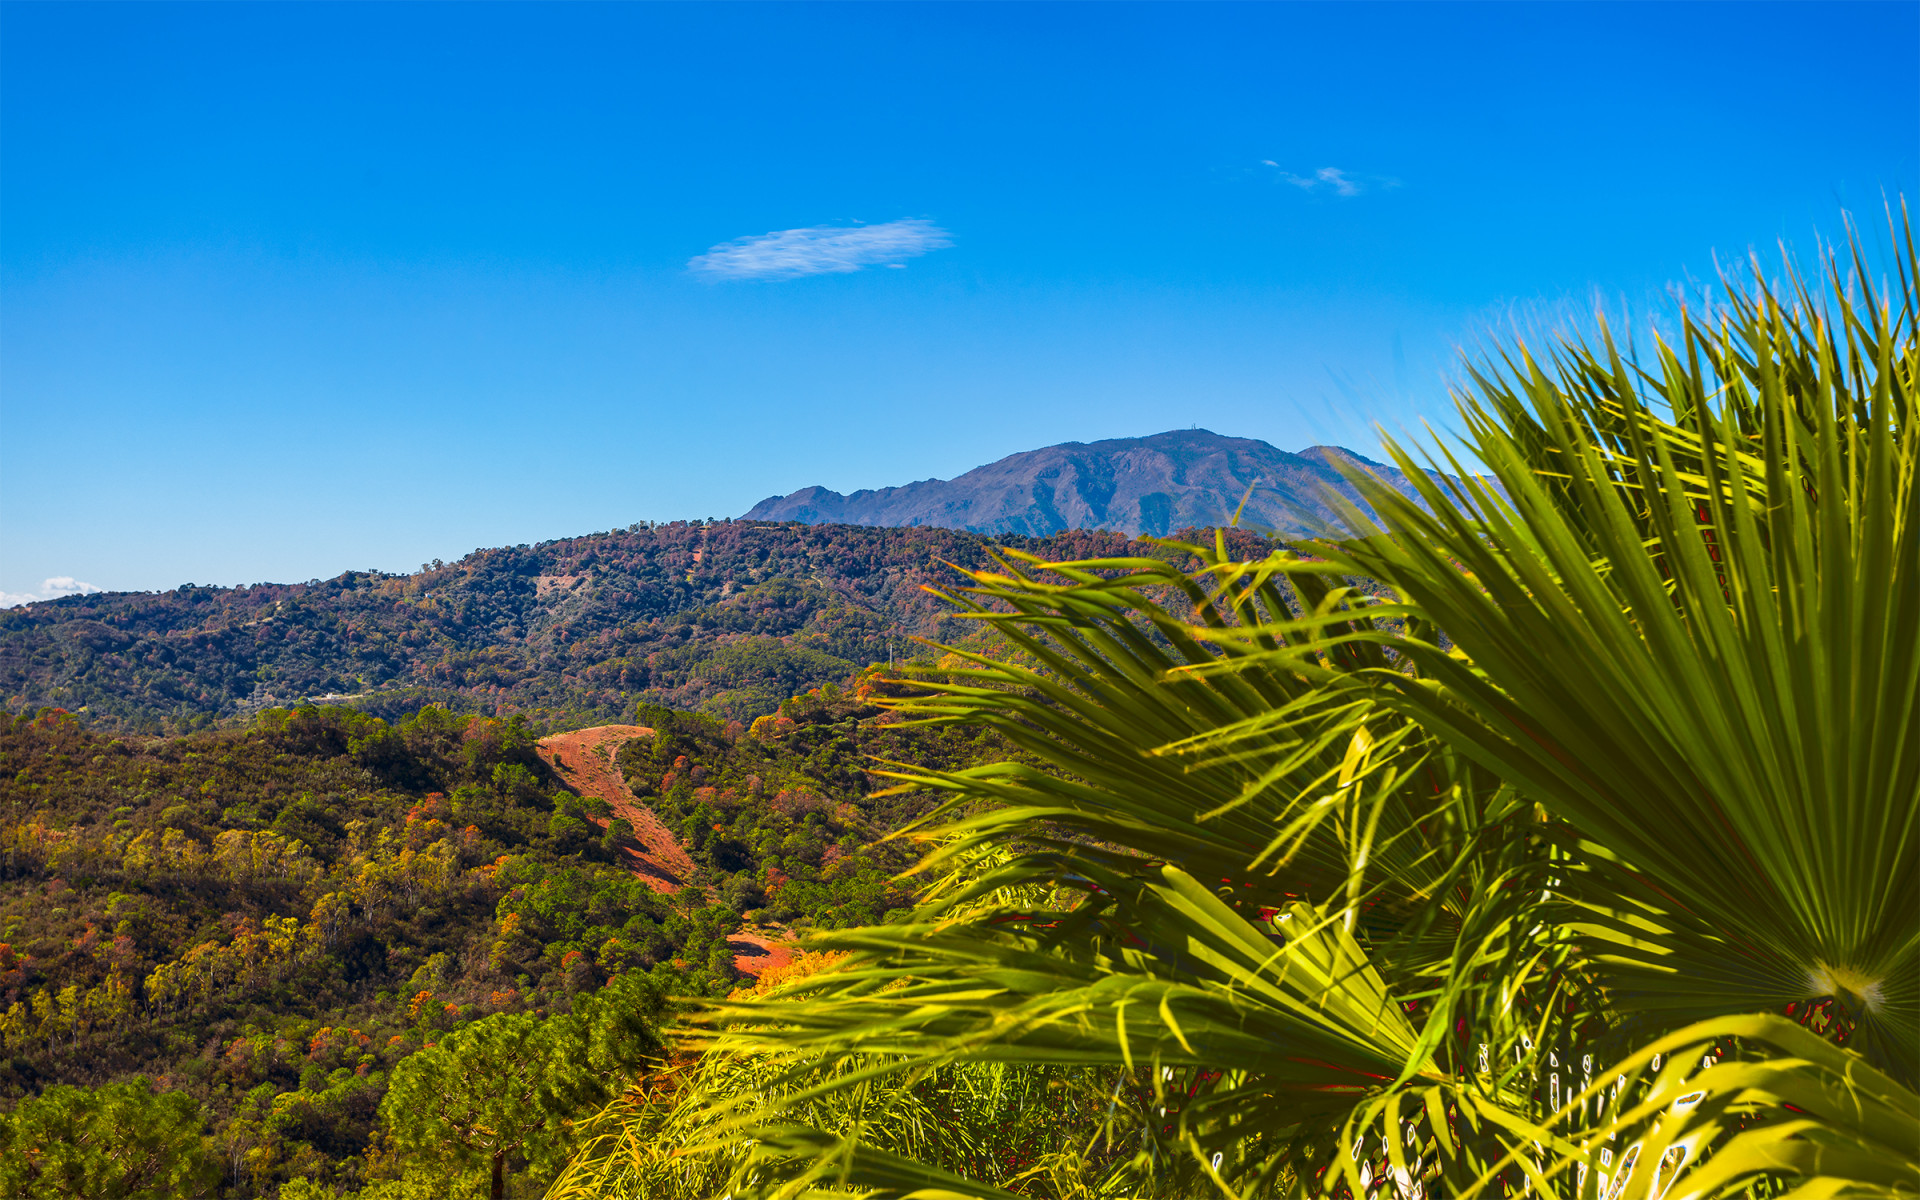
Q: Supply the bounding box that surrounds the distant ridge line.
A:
[742,428,1418,538]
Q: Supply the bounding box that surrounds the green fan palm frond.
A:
[548,1042,1126,1200]
[697,881,1542,1199]
[876,544,1515,933]
[1514,1014,1919,1200]
[655,548,1570,1199]
[1285,226,1918,1088]
[544,550,1544,1195]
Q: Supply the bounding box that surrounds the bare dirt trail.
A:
[535,725,695,895]
[535,724,796,976]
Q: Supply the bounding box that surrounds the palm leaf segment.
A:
[1214,223,1919,1198]
[1287,225,1918,1089]
[685,543,1564,1199]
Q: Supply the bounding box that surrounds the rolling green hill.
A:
[1,524,1269,735]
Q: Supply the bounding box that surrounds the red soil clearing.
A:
[535,725,695,895]
[535,724,795,975]
[726,930,797,978]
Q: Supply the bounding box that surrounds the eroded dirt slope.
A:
[724,929,797,978]
[535,725,695,894]
[537,724,795,975]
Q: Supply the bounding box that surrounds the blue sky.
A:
[3,2,1915,601]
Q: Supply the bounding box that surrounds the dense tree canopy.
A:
[380,974,663,1200]
[0,1077,221,1198]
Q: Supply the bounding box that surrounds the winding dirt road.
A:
[534,724,794,976]
[534,725,694,894]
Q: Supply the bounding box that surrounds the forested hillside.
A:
[0,524,1284,1196]
[0,671,1013,1196]
[0,524,1255,735]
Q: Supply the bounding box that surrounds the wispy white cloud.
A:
[689,218,953,281]
[1263,163,1397,197]
[0,576,103,609]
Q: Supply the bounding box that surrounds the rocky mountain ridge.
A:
[743,429,1416,537]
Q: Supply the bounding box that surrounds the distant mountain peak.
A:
[742,429,1411,537]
